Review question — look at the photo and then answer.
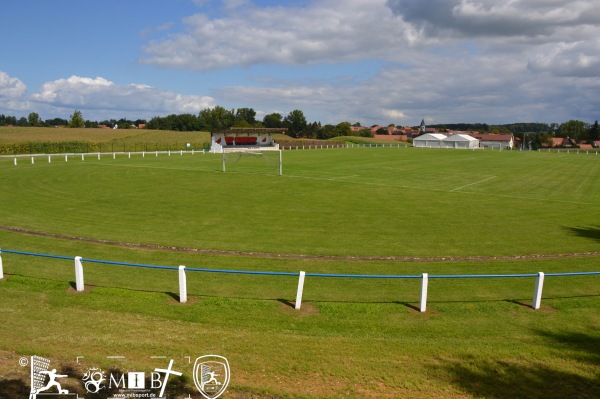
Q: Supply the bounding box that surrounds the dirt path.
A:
[2,225,599,262]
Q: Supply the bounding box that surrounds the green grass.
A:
[1,147,599,257]
[1,146,599,398]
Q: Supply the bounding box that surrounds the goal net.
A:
[222,149,282,176]
[30,356,51,398]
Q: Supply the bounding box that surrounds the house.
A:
[472,133,514,149]
[551,137,577,148]
[579,144,593,150]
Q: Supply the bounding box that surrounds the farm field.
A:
[0,144,599,398]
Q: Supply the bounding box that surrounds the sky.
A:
[1,0,599,126]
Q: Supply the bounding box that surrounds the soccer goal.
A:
[221,148,282,176]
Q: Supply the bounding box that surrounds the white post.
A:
[82,153,85,161]
[14,158,17,166]
[113,152,116,159]
[74,256,84,292]
[65,154,68,162]
[420,273,428,312]
[180,150,183,155]
[31,157,34,164]
[48,155,51,163]
[0,250,4,280]
[532,272,544,310]
[168,150,171,156]
[128,152,131,158]
[156,151,158,157]
[279,150,283,176]
[178,265,187,303]
[143,151,145,158]
[98,153,100,160]
[295,271,306,310]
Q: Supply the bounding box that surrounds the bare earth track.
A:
[2,225,599,263]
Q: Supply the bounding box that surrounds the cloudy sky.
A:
[1,0,599,126]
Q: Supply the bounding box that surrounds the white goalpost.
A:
[221,148,282,176]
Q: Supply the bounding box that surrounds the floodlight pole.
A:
[279,150,283,176]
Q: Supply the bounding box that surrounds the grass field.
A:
[1,143,599,398]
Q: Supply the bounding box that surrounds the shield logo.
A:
[193,355,230,399]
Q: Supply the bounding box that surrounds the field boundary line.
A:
[450,176,496,192]
[2,225,600,263]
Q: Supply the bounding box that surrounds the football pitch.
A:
[1,146,599,398]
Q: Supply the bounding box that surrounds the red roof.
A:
[473,133,512,141]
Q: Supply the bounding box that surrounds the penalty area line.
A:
[451,176,496,192]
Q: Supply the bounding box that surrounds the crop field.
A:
[1,144,599,398]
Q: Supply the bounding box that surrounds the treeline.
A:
[147,106,373,139]
[0,113,146,129]
[3,109,598,144]
[428,122,552,134]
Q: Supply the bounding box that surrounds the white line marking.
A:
[451,176,496,192]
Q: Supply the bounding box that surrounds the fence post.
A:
[14,158,17,166]
[420,273,428,312]
[295,271,306,310]
[74,256,84,292]
[31,157,35,164]
[178,265,187,303]
[0,250,4,280]
[532,272,544,309]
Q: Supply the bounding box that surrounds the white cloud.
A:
[0,71,27,100]
[140,0,412,71]
[30,75,215,118]
[0,71,30,112]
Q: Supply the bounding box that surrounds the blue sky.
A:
[1,0,599,126]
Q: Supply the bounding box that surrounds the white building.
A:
[442,134,479,149]
[413,133,447,148]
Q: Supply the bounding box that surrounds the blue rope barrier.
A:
[185,267,298,276]
[0,248,74,261]
[1,248,600,279]
[430,273,538,279]
[81,258,178,271]
[305,272,421,278]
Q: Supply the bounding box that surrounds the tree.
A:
[556,120,586,141]
[234,108,257,126]
[588,120,599,143]
[283,110,307,137]
[68,110,85,128]
[198,106,234,131]
[28,112,42,127]
[263,113,283,128]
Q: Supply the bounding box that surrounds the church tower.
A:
[420,118,426,135]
